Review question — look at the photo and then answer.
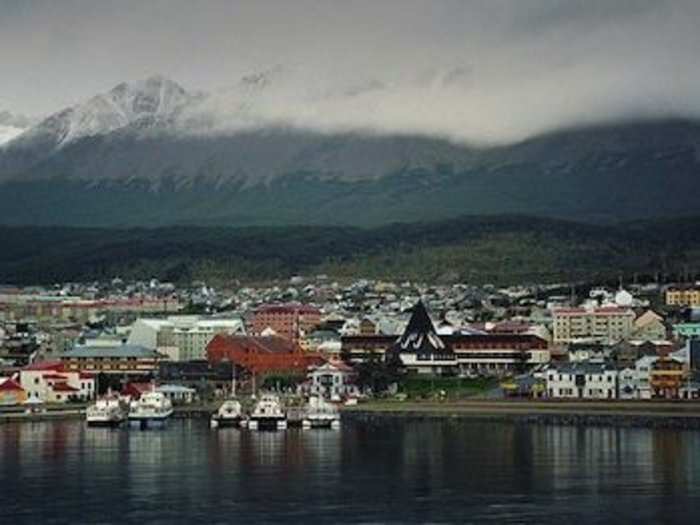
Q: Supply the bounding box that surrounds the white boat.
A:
[86,396,127,427]
[128,391,173,429]
[302,396,341,429]
[211,399,243,428]
[247,394,287,430]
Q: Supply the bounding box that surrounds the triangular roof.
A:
[394,301,452,355]
[0,378,24,391]
[23,361,64,372]
[634,310,664,328]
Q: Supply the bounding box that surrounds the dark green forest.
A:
[2,214,700,285]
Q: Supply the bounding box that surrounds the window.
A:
[34,378,39,385]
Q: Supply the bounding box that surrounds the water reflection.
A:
[1,420,699,523]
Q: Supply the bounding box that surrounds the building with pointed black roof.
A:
[389,301,457,375]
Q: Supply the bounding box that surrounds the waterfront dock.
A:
[342,400,700,428]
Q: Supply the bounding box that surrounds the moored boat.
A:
[302,396,340,429]
[247,394,287,430]
[211,399,243,428]
[86,396,127,427]
[128,391,173,429]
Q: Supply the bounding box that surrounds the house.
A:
[156,384,196,405]
[650,356,686,399]
[632,310,667,341]
[20,361,95,403]
[618,355,656,399]
[122,381,154,400]
[306,360,357,400]
[545,362,618,399]
[0,378,27,405]
[568,343,607,363]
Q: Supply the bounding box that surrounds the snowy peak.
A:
[56,75,192,145]
[108,75,190,120]
[0,111,33,146]
[0,125,24,146]
[10,75,193,150]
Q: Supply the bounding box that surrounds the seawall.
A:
[341,401,700,429]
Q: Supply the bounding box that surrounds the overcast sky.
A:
[1,0,700,143]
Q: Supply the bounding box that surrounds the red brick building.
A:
[250,304,321,342]
[207,334,324,376]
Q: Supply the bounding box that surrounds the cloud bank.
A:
[1,0,700,144]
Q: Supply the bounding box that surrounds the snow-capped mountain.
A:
[0,111,33,146]
[21,75,193,146]
[0,125,23,146]
[0,75,200,175]
[1,74,700,228]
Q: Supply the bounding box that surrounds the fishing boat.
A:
[302,396,340,429]
[86,396,127,427]
[247,394,287,430]
[210,399,243,428]
[128,391,173,429]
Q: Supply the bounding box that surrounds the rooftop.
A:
[62,344,162,359]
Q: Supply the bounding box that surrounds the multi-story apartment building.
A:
[128,316,245,361]
[552,306,635,343]
[250,304,321,342]
[665,287,700,308]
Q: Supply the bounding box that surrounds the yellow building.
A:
[665,288,700,308]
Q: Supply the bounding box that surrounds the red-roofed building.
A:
[251,304,321,342]
[0,378,27,405]
[20,360,95,403]
[207,334,324,376]
[122,382,154,400]
[23,361,64,372]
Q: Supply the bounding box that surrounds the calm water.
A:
[1,418,700,524]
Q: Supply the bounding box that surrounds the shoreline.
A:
[5,400,700,429]
[341,400,700,429]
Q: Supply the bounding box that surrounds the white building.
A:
[20,361,95,403]
[306,361,357,400]
[545,362,618,399]
[618,355,657,399]
[156,384,196,404]
[128,316,245,361]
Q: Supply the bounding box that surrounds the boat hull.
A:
[302,418,341,429]
[248,417,287,431]
[86,418,124,428]
[211,416,242,428]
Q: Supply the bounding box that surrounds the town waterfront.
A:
[2,419,700,523]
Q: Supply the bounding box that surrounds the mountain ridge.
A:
[1,75,699,227]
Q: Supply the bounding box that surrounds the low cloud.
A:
[2,0,700,144]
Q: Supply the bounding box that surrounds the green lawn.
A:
[399,376,498,400]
